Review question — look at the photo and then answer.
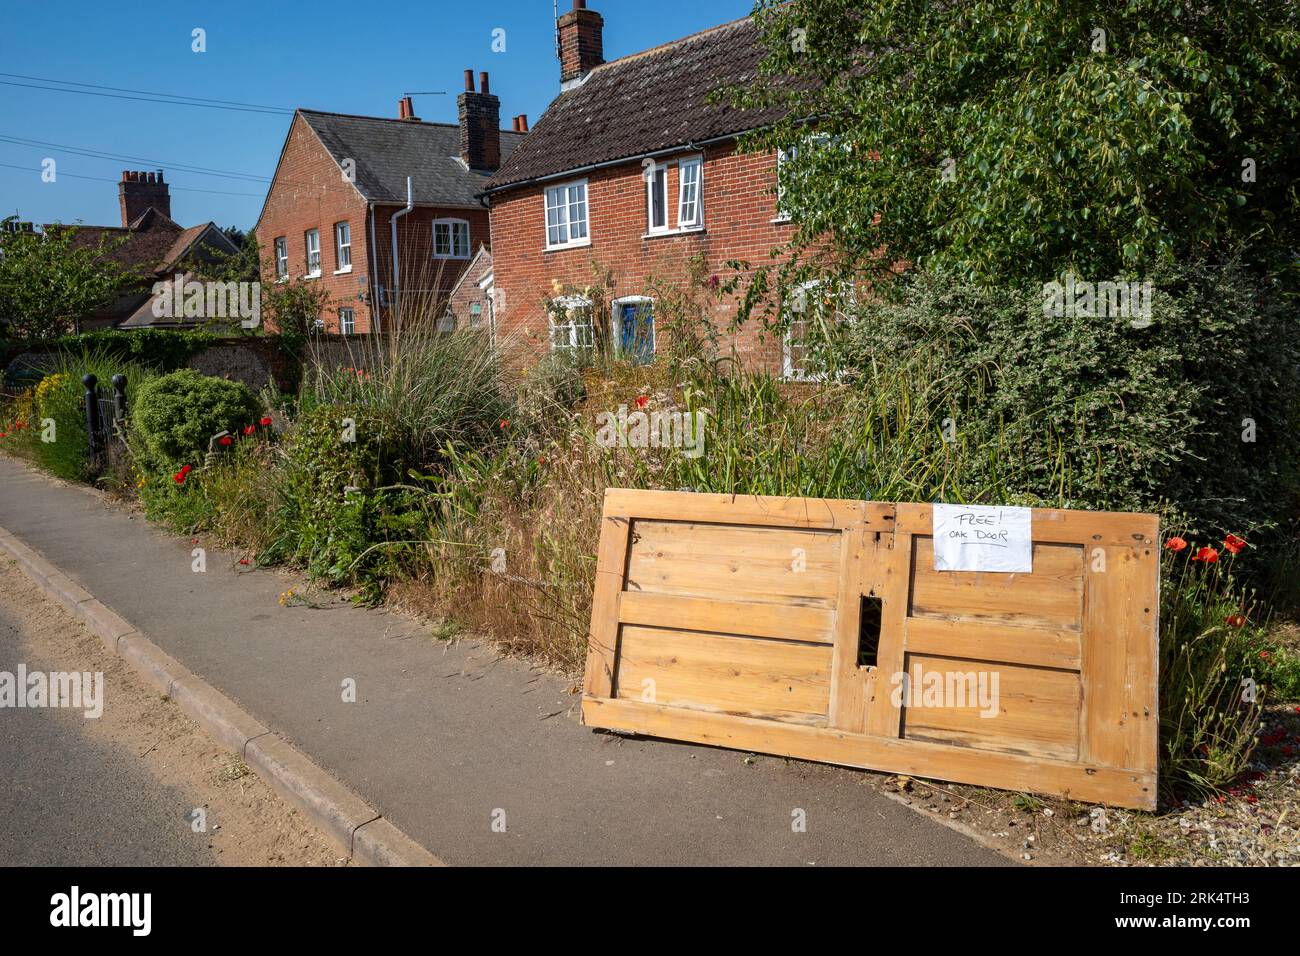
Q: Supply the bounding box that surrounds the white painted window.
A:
[433,218,470,259]
[274,237,288,278]
[646,163,668,233]
[304,228,321,277]
[549,294,595,351]
[339,307,355,336]
[677,157,703,228]
[776,147,797,221]
[782,281,850,381]
[334,221,351,271]
[544,180,589,248]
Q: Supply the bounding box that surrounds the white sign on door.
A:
[932,503,1033,573]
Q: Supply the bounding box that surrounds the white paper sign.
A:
[932,503,1033,573]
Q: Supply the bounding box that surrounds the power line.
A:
[0,71,296,113]
[0,79,293,115]
[0,134,272,184]
[0,162,265,197]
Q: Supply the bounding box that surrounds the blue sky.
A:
[0,0,753,231]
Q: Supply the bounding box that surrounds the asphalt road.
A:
[0,552,341,867]
[0,597,214,865]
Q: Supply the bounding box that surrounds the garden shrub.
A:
[261,402,429,602]
[130,369,259,474]
[836,259,1300,539]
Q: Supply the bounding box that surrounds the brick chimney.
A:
[558,0,603,87]
[512,114,529,133]
[397,96,420,122]
[458,69,501,171]
[119,170,170,226]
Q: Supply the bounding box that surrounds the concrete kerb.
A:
[0,523,443,867]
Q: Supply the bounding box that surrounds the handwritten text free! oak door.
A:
[581,490,1159,809]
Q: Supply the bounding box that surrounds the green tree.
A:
[729,0,1300,309]
[0,219,138,340]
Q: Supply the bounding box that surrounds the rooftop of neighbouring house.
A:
[44,210,236,279]
[483,14,790,193]
[297,110,528,207]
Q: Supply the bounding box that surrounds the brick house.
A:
[254,72,526,335]
[480,1,809,375]
[48,171,239,330]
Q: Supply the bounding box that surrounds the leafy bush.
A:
[260,403,429,602]
[37,329,217,371]
[835,261,1300,538]
[130,369,260,474]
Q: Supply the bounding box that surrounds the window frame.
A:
[612,294,655,363]
[548,293,595,351]
[334,221,352,272]
[677,157,703,230]
[304,228,321,278]
[645,163,669,234]
[781,280,851,382]
[543,179,590,250]
[274,237,288,279]
[432,218,471,260]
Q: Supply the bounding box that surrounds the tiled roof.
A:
[484,16,788,192]
[298,110,528,206]
[45,213,236,280]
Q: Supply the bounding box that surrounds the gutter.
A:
[388,177,414,327]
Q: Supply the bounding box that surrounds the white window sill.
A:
[303,273,321,281]
[642,227,705,240]
[771,216,793,225]
[334,266,353,275]
[544,238,591,252]
[275,276,288,284]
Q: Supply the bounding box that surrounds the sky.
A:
[0,0,754,231]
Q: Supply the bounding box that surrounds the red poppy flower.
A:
[1226,614,1246,628]
[1192,546,1219,563]
[1223,533,1247,555]
[1259,650,1271,660]
[536,456,546,465]
[498,419,509,429]
[260,417,273,427]
[13,421,24,430]
[181,464,192,475]
[635,395,649,410]
[173,471,187,485]
[238,558,249,566]
[243,425,255,436]
[1164,536,1188,552]
[218,435,232,447]
[0,432,6,439]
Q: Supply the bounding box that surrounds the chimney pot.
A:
[574,0,586,8]
[518,114,529,133]
[479,71,489,95]
[464,69,474,92]
[119,167,171,226]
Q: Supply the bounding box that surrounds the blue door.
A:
[619,301,654,365]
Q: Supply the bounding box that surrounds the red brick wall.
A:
[255,115,490,334]
[487,140,797,372]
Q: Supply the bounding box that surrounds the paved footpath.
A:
[0,455,1010,866]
